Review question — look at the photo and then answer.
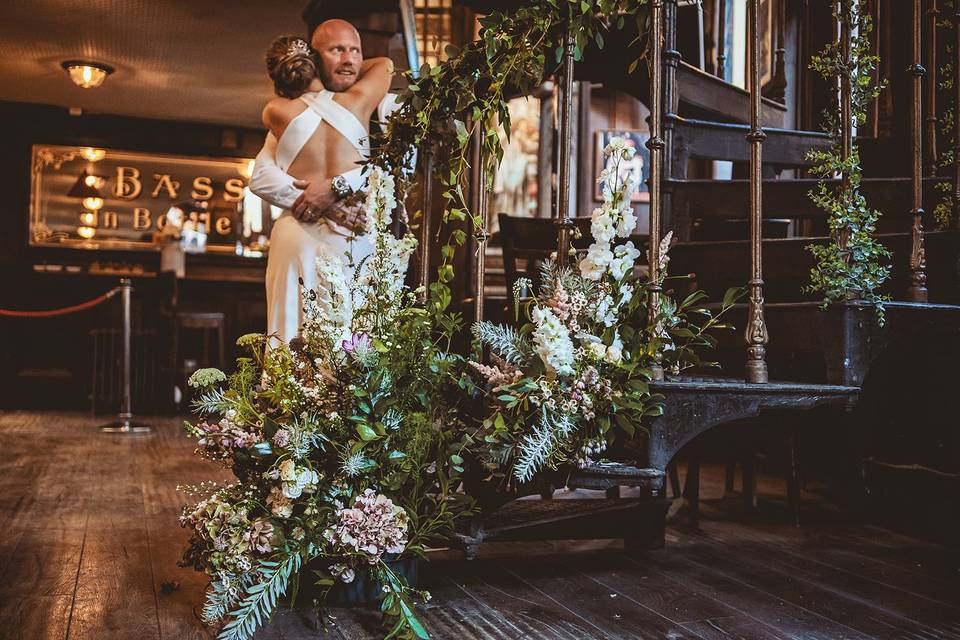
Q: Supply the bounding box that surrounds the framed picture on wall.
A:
[594,129,650,203]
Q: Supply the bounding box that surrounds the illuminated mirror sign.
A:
[30,145,280,257]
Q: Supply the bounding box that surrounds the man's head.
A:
[311,19,363,93]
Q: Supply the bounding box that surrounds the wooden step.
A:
[676,61,787,128]
[669,116,831,171]
[666,230,960,305]
[667,176,952,239]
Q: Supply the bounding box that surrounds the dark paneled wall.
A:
[0,101,269,411]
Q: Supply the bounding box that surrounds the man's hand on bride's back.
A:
[291,179,337,222]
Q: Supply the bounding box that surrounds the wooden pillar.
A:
[716,0,727,79]
[766,0,788,101]
[908,0,929,301]
[745,0,769,384]
[926,0,940,176]
[648,0,666,381]
[556,25,576,266]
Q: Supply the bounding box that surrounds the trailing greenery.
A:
[805,0,891,322]
[934,0,957,229]
[368,0,650,327]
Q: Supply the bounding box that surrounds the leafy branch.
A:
[217,552,302,640]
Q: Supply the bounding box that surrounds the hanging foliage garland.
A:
[804,0,891,322]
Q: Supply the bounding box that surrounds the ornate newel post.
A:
[908,0,929,302]
[648,0,666,381]
[555,24,576,266]
[745,0,769,384]
[418,145,434,304]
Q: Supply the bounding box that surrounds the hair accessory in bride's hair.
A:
[286,38,311,59]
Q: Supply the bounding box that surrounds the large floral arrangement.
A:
[470,139,736,483]
[179,166,471,640]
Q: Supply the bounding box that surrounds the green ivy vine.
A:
[934,0,957,229]
[804,0,891,323]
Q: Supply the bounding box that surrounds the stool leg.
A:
[787,427,801,527]
[742,453,758,509]
[218,324,225,369]
[684,452,701,528]
[668,461,682,499]
[724,460,737,494]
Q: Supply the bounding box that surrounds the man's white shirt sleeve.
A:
[250,132,301,211]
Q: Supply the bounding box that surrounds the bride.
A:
[260,33,393,344]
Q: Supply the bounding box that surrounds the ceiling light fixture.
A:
[61,60,114,89]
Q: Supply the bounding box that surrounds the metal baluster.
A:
[418,146,434,303]
[745,0,769,384]
[648,0,666,381]
[927,0,940,175]
[556,24,576,266]
[716,0,727,79]
[838,0,853,255]
[474,159,489,325]
[909,0,929,301]
[954,0,960,225]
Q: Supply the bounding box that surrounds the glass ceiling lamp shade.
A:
[61,60,113,89]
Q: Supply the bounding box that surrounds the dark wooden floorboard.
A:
[621,550,875,640]
[2,411,959,640]
[670,536,958,640]
[498,555,702,639]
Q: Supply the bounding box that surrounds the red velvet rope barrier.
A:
[0,287,120,318]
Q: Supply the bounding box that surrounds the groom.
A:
[251,18,402,230]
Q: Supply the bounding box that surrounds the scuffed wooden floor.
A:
[1,411,958,640]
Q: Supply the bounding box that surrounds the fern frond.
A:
[202,574,246,624]
[193,387,233,416]
[471,322,531,365]
[217,552,302,640]
[513,408,575,483]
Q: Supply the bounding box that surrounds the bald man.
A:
[254,19,398,344]
[251,19,402,227]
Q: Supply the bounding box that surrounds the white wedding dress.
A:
[264,91,374,345]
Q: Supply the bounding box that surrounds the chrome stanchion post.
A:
[100,278,151,434]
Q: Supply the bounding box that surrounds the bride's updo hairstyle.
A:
[265,36,317,98]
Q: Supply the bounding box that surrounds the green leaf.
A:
[357,424,379,441]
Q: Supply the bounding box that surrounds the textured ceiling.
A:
[0,0,314,127]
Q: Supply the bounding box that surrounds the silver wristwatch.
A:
[331,175,352,199]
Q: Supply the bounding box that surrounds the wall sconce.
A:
[80,147,106,162]
[61,60,114,89]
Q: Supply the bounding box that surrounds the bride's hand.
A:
[324,203,368,233]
